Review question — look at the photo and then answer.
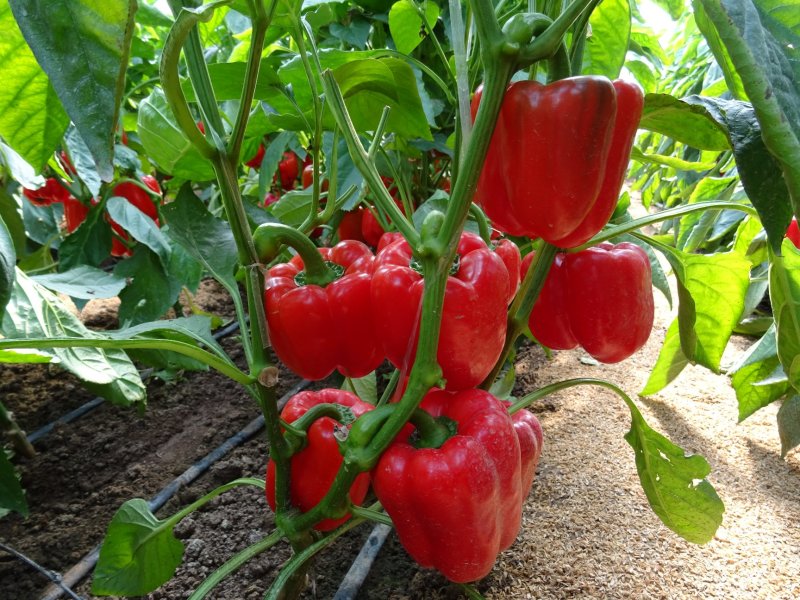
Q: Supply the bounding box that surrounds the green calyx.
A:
[294,262,345,287]
[410,255,460,277]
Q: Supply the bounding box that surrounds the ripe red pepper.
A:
[372,389,542,582]
[264,240,382,380]
[456,233,521,303]
[371,232,510,389]
[337,208,367,243]
[524,242,654,362]
[276,151,299,190]
[245,143,265,169]
[786,217,800,248]
[22,178,69,206]
[474,77,642,247]
[63,196,90,234]
[109,176,162,257]
[265,389,374,531]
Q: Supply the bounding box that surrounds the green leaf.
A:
[641,319,690,395]
[57,202,113,270]
[180,60,281,102]
[92,498,184,596]
[676,177,737,251]
[624,399,724,544]
[639,94,731,151]
[729,324,789,420]
[0,215,15,317]
[270,190,314,228]
[106,196,171,266]
[138,88,215,180]
[651,0,686,19]
[162,185,238,294]
[630,146,716,172]
[683,96,792,253]
[342,372,378,404]
[1,269,145,406]
[389,0,439,55]
[777,394,800,457]
[0,1,69,171]
[0,448,27,517]
[0,188,26,256]
[9,0,136,181]
[0,348,52,363]
[692,0,747,99]
[32,266,127,300]
[64,125,102,197]
[115,248,181,327]
[583,0,631,79]
[769,239,800,390]
[698,0,800,213]
[333,57,432,140]
[660,246,751,371]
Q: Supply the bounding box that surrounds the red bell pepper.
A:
[63,196,90,234]
[786,217,800,248]
[371,232,510,389]
[337,208,367,243]
[276,151,300,190]
[474,77,642,247]
[109,175,162,257]
[265,389,374,531]
[245,143,266,169]
[22,178,69,206]
[524,242,654,362]
[372,389,541,582]
[264,239,381,380]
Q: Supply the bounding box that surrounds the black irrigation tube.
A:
[0,541,83,600]
[26,320,242,446]
[39,377,312,600]
[332,523,393,600]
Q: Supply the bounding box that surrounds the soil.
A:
[1,279,799,600]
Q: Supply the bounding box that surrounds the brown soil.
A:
[1,281,799,599]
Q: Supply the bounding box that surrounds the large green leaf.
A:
[0,448,27,518]
[639,94,731,151]
[333,57,432,140]
[624,398,724,544]
[32,266,127,300]
[57,201,113,270]
[138,88,215,181]
[684,96,792,253]
[161,185,238,295]
[114,248,182,327]
[0,1,69,171]
[92,499,184,596]
[389,0,440,55]
[0,215,15,317]
[729,324,789,421]
[180,60,282,102]
[769,239,800,390]
[583,0,631,79]
[641,319,690,395]
[1,269,145,406]
[699,0,800,213]
[106,196,171,266]
[0,188,25,256]
[9,0,136,181]
[663,247,751,372]
[777,394,800,457]
[692,0,747,99]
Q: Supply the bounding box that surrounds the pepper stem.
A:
[253,223,339,287]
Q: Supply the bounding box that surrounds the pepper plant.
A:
[0,0,798,597]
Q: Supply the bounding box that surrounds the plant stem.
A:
[481,243,558,388]
[253,223,339,286]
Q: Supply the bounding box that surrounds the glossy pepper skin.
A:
[264,239,382,380]
[265,389,374,531]
[372,389,542,582]
[474,77,642,247]
[371,232,510,389]
[109,175,162,257]
[22,178,69,206]
[525,242,654,362]
[786,217,800,248]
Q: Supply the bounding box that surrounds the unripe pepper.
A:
[474,77,642,247]
[265,389,374,531]
[524,242,654,362]
[372,389,543,582]
[371,232,510,389]
[264,240,382,379]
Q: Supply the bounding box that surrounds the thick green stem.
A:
[481,243,558,388]
[469,203,492,243]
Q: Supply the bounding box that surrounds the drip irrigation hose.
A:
[26,320,242,446]
[332,523,392,600]
[39,378,311,600]
[0,541,83,600]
